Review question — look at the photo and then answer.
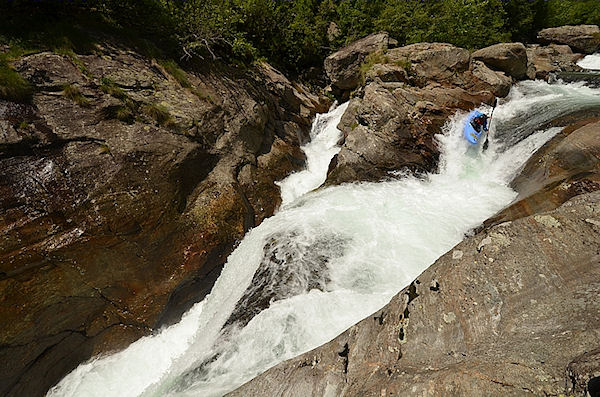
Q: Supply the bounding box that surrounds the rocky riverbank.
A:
[0,40,328,397]
[229,117,600,396]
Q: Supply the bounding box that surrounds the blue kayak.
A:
[463,110,486,145]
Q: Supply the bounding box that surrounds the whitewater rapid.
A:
[277,102,348,207]
[578,53,600,70]
[47,80,600,397]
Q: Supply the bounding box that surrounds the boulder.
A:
[526,44,583,80]
[325,83,433,184]
[470,60,512,97]
[472,42,528,79]
[325,42,504,185]
[229,190,600,397]
[324,32,393,91]
[388,43,471,85]
[538,25,600,54]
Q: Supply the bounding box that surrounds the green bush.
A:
[543,0,600,27]
[359,50,389,83]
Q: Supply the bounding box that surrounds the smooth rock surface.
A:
[485,118,600,228]
[472,42,528,79]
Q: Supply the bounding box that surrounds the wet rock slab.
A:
[486,119,600,227]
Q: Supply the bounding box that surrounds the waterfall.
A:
[277,101,348,207]
[47,80,600,397]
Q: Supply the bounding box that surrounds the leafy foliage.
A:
[542,0,600,27]
[0,0,598,76]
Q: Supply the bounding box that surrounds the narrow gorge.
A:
[1,5,600,397]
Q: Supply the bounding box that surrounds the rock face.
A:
[324,36,584,185]
[0,43,327,396]
[230,189,600,397]
[538,24,600,54]
[472,42,528,79]
[325,43,510,185]
[485,118,600,227]
[526,43,583,80]
[324,32,395,91]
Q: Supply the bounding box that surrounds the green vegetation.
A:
[98,77,177,127]
[360,50,390,83]
[99,78,127,100]
[112,104,135,124]
[98,143,111,154]
[63,84,91,107]
[0,44,33,102]
[0,0,599,78]
[141,103,175,127]
[0,58,32,102]
[158,59,191,88]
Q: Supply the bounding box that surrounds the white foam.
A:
[277,101,348,207]
[577,53,600,70]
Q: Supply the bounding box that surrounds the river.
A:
[47,79,600,397]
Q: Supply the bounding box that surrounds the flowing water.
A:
[47,80,600,397]
[276,101,349,207]
[578,53,600,70]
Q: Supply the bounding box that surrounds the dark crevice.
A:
[589,376,600,397]
[403,280,419,320]
[2,331,81,396]
[487,377,534,393]
[0,257,53,280]
[398,280,420,345]
[233,160,257,232]
[156,242,230,328]
[0,328,86,350]
[338,343,349,374]
[0,136,106,159]
[234,183,256,232]
[373,311,386,325]
[429,281,440,292]
[171,146,217,213]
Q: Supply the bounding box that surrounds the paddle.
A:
[482,98,498,151]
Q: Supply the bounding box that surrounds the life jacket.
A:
[471,115,487,132]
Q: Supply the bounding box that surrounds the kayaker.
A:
[471,113,488,133]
